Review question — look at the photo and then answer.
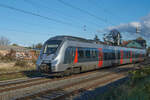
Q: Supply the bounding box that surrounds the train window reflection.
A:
[43,40,62,54]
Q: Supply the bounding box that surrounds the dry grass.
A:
[0,61,37,81]
[0,53,37,81]
[0,73,28,81]
[0,61,36,73]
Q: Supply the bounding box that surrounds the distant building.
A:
[0,45,28,52]
[122,40,131,46]
[122,37,146,49]
[125,41,143,48]
[0,45,39,60]
[134,37,146,48]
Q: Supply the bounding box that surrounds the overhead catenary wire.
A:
[0,27,95,38]
[23,0,40,13]
[0,3,81,28]
[57,0,115,26]
[87,0,123,20]
[23,0,103,30]
[87,0,115,16]
[0,2,104,40]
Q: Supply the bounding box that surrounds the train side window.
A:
[90,48,94,58]
[108,50,111,60]
[92,49,95,58]
[104,52,108,60]
[85,48,91,58]
[78,48,84,59]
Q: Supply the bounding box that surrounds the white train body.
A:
[36,36,146,74]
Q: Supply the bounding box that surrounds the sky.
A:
[0,0,150,46]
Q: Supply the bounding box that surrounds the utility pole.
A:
[136,25,140,33]
[117,33,120,46]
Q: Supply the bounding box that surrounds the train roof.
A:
[47,35,146,51]
[49,35,94,43]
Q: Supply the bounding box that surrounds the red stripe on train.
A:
[120,50,123,64]
[74,48,78,63]
[130,51,132,63]
[98,48,103,67]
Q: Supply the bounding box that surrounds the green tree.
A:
[12,43,19,46]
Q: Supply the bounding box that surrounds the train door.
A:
[103,48,112,67]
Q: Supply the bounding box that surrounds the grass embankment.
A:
[91,66,150,100]
[0,55,38,81]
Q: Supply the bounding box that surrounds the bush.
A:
[0,55,14,62]
[31,59,37,65]
[14,60,29,67]
[0,49,16,62]
[128,66,150,85]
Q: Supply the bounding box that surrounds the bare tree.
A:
[31,43,43,50]
[35,43,43,50]
[103,29,122,46]
[0,36,11,46]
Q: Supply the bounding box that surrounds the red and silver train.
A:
[36,36,146,75]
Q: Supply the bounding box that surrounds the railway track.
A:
[0,77,47,90]
[17,68,128,100]
[0,68,108,91]
[18,60,150,100]
[0,58,149,100]
[0,64,136,100]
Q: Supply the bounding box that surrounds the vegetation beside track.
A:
[0,53,36,72]
[0,54,37,81]
[0,70,42,81]
[0,72,27,81]
[90,65,150,100]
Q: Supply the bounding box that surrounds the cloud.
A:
[106,14,150,40]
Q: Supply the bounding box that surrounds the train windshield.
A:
[43,40,62,54]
